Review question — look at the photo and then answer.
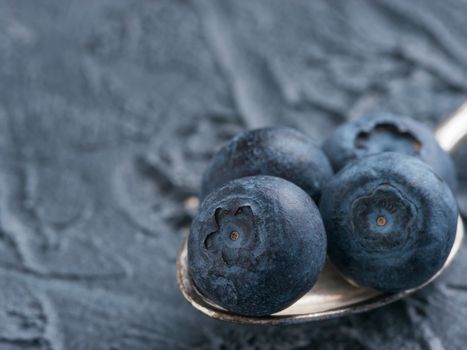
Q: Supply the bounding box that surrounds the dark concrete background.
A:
[0,0,466,349]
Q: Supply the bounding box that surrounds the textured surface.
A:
[0,0,466,349]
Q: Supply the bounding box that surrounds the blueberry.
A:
[200,127,333,202]
[188,175,327,316]
[322,114,457,191]
[320,152,458,292]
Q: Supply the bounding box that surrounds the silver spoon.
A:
[176,102,467,325]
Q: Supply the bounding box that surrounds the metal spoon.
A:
[176,102,467,325]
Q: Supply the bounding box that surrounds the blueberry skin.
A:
[320,152,458,292]
[189,175,327,317]
[200,127,333,202]
[322,114,457,191]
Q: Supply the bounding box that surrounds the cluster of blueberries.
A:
[187,115,458,317]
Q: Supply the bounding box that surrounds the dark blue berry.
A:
[200,127,333,202]
[189,176,327,317]
[320,152,458,292]
[322,114,457,191]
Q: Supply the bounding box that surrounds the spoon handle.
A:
[435,101,467,153]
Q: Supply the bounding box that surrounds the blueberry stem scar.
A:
[376,216,387,227]
[230,231,239,241]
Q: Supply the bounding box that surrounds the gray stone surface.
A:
[0,0,466,349]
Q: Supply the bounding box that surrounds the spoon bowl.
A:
[177,217,463,324]
[176,102,467,324]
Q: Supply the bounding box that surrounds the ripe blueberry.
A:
[200,127,333,202]
[188,175,327,317]
[322,114,457,191]
[319,152,458,292]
